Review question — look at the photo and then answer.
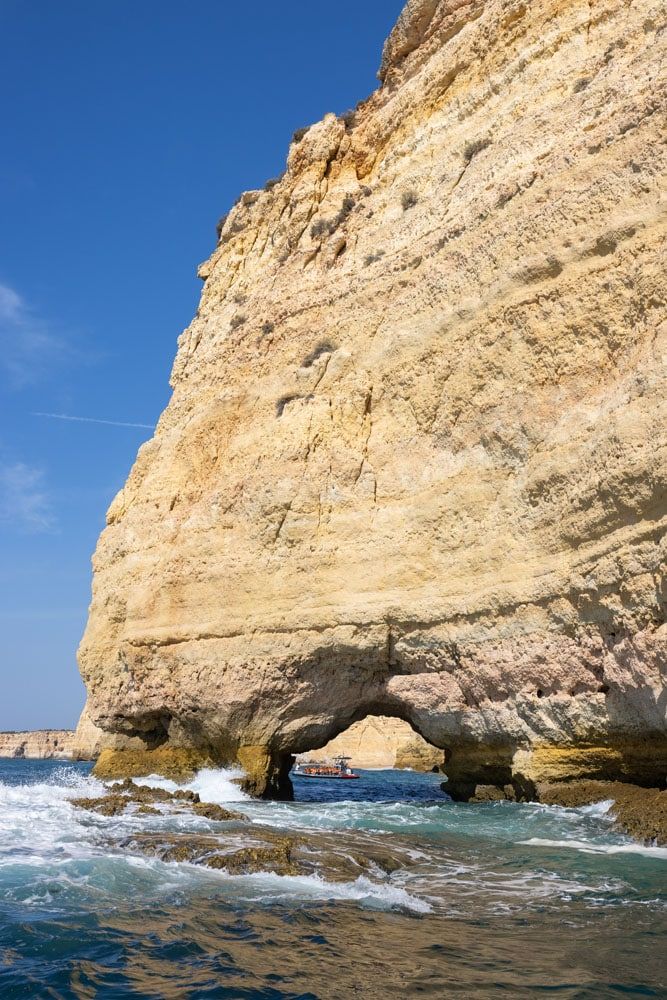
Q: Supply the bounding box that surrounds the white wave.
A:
[576,800,614,819]
[210,869,432,913]
[440,869,614,899]
[0,762,663,923]
[128,766,249,803]
[48,766,104,792]
[246,798,451,835]
[519,837,667,860]
[533,799,616,823]
[0,779,95,876]
[187,767,250,802]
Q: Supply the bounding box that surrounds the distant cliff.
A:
[0,730,75,760]
[299,717,443,771]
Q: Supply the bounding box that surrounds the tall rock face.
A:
[79,0,667,797]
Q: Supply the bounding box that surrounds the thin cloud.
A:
[0,462,53,533]
[32,412,155,430]
[0,282,70,387]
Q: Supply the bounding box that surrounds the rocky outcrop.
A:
[78,0,667,797]
[299,717,443,770]
[71,778,245,820]
[0,730,76,760]
[535,781,666,845]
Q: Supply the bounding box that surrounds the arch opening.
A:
[295,714,445,774]
[265,708,449,801]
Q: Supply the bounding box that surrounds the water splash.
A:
[127,766,250,803]
[519,837,667,860]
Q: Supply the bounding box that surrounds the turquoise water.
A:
[0,759,665,998]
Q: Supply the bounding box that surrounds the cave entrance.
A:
[288,714,446,803]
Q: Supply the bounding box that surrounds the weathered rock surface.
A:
[119,827,415,881]
[71,778,246,820]
[0,730,76,760]
[299,716,443,770]
[537,780,667,845]
[71,706,111,759]
[93,746,222,782]
[79,0,667,797]
[442,775,666,842]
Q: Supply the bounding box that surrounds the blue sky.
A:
[0,0,404,730]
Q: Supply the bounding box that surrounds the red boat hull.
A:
[296,772,360,779]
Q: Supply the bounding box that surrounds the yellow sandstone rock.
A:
[299,717,443,770]
[0,730,76,760]
[94,747,221,782]
[77,0,667,797]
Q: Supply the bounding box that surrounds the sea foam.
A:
[214,869,432,913]
[519,837,667,860]
[128,766,250,802]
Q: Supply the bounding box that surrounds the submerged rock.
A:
[118,826,417,881]
[204,843,299,876]
[71,795,129,817]
[191,802,244,821]
[77,0,667,797]
[136,804,160,816]
[70,780,246,821]
[120,832,300,876]
[536,781,667,846]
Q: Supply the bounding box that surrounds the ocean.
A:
[0,758,665,998]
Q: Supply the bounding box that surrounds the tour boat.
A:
[293,756,360,780]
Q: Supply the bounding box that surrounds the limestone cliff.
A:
[299,717,443,770]
[79,0,666,797]
[0,730,75,760]
[71,706,109,760]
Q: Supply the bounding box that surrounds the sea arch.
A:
[84,614,666,801]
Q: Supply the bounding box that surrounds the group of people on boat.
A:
[293,755,360,780]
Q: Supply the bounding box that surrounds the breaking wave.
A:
[129,765,250,803]
[519,837,667,860]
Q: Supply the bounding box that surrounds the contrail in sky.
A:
[31,412,155,430]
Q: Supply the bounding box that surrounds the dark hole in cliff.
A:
[536,688,544,698]
[287,714,446,802]
[301,340,335,368]
[115,712,173,750]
